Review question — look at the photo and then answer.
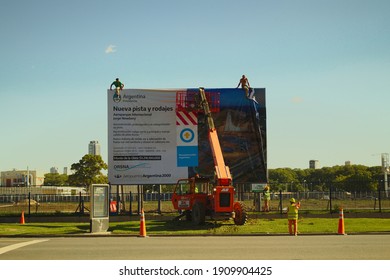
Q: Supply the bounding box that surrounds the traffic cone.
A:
[139,208,148,237]
[338,208,346,235]
[19,211,25,224]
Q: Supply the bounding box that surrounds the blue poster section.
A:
[177,146,198,167]
[187,88,267,183]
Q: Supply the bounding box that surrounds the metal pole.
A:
[27,166,29,189]
[381,153,389,198]
[254,190,260,212]
[329,184,333,214]
[141,185,144,211]
[121,184,125,212]
[378,181,382,213]
[384,170,388,198]
[129,191,133,216]
[116,185,120,215]
[80,191,84,214]
[279,190,283,215]
[28,191,31,217]
[157,185,162,214]
[137,185,141,215]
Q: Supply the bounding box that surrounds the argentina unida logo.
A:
[113,92,122,103]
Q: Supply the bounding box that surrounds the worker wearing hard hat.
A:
[287,198,301,236]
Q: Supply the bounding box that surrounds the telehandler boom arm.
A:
[198,88,232,186]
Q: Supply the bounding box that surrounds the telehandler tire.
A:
[185,210,192,221]
[192,202,206,225]
[233,201,248,225]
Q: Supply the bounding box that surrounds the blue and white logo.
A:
[180,128,195,143]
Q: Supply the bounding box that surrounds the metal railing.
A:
[0,187,389,216]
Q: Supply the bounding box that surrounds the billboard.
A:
[108,88,266,184]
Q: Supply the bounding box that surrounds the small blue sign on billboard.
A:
[177,146,198,167]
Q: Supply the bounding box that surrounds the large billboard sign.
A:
[108,89,188,184]
[108,88,266,185]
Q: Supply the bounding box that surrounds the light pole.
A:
[381,153,389,198]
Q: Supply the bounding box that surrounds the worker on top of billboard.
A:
[237,75,256,102]
[110,78,124,96]
[237,75,250,95]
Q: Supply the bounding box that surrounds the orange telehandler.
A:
[171,88,248,225]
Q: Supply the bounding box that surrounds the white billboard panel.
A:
[108,89,189,184]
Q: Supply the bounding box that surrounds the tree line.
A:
[44,155,385,193]
[268,165,385,192]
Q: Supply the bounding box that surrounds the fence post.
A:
[120,184,125,213]
[157,185,162,214]
[35,194,39,214]
[137,185,141,215]
[116,185,120,215]
[253,191,260,212]
[329,184,333,214]
[129,192,133,216]
[378,183,382,213]
[28,192,31,217]
[81,197,85,214]
[81,192,85,214]
[279,190,283,215]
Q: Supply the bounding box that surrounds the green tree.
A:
[343,165,376,192]
[268,168,298,191]
[43,173,68,186]
[268,164,383,192]
[68,154,108,187]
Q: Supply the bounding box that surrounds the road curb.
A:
[1,231,390,238]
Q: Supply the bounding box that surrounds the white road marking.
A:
[0,239,49,255]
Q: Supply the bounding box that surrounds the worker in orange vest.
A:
[287,198,301,236]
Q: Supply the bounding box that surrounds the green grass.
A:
[0,223,90,236]
[1,217,390,236]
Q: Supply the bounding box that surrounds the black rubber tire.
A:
[192,202,206,225]
[233,201,248,225]
[185,210,192,221]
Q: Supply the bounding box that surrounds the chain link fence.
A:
[1,184,389,217]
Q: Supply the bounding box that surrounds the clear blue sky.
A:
[1,0,389,174]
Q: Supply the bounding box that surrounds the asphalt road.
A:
[0,235,389,260]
